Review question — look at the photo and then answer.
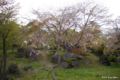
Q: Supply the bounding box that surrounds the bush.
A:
[93,44,104,56]
[93,47,98,52]
[109,56,116,62]
[71,48,82,55]
[49,46,57,50]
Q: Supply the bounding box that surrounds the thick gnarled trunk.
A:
[52,43,60,80]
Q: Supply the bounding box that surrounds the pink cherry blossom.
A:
[34,45,36,48]
[36,51,40,55]
[37,34,39,36]
[32,49,36,53]
[29,39,32,42]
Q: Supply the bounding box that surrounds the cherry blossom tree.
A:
[28,29,49,50]
[104,16,120,65]
[32,1,111,80]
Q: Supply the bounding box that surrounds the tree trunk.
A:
[52,44,60,80]
[52,64,59,80]
[0,58,4,80]
[3,38,7,79]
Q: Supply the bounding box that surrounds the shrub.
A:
[63,57,76,64]
[93,44,104,56]
[71,48,83,55]
[109,56,116,62]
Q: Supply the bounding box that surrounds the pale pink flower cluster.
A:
[37,34,39,36]
[86,33,92,37]
[29,35,32,38]
[34,45,37,48]
[32,49,36,53]
[94,42,98,45]
[39,19,43,23]
[69,45,71,47]
[29,35,35,40]
[36,51,41,55]
[29,39,32,42]
[88,50,91,53]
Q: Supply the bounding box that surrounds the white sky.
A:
[15,0,120,24]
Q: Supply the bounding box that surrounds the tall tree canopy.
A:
[0,0,20,79]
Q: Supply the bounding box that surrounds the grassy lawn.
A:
[0,50,120,80]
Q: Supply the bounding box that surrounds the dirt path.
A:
[40,51,53,68]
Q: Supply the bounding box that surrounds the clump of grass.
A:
[59,50,67,55]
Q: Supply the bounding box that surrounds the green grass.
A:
[0,50,120,80]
